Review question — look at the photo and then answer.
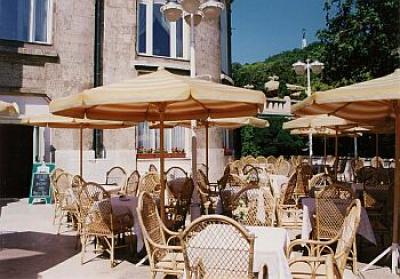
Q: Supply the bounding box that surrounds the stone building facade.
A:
[0,0,233,197]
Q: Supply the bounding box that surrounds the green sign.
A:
[29,162,55,204]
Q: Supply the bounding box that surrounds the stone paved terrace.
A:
[0,199,397,279]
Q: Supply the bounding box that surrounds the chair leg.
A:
[352,240,358,274]
[81,234,87,265]
[57,211,65,235]
[110,236,115,267]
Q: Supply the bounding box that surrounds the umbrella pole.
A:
[309,132,313,166]
[392,103,400,270]
[323,135,327,164]
[375,133,379,159]
[334,127,339,180]
[354,135,358,159]
[159,110,166,223]
[80,125,83,177]
[135,126,138,171]
[205,122,209,178]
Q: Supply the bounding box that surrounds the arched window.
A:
[137,0,188,59]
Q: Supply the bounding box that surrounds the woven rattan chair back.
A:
[137,172,161,195]
[79,182,110,218]
[266,155,277,165]
[356,166,377,184]
[281,172,298,205]
[244,157,258,166]
[334,199,361,274]
[232,185,275,226]
[256,156,267,167]
[54,172,73,193]
[316,197,353,239]
[85,198,113,236]
[197,169,210,193]
[274,159,291,176]
[309,173,332,189]
[242,164,262,186]
[295,163,313,196]
[125,170,140,196]
[148,164,158,173]
[231,160,244,176]
[317,183,354,200]
[72,175,85,190]
[181,215,255,279]
[105,166,127,189]
[137,192,168,263]
[50,168,64,188]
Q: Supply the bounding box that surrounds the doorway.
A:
[0,124,33,198]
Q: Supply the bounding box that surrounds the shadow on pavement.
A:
[0,231,78,279]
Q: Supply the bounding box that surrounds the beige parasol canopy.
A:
[49,68,266,121]
[282,114,356,130]
[49,68,266,222]
[292,68,400,273]
[23,114,135,176]
[0,101,19,116]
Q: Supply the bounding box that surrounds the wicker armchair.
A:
[165,167,194,231]
[288,199,361,278]
[231,160,244,176]
[54,172,77,234]
[80,185,133,267]
[276,173,303,229]
[244,157,258,166]
[266,155,277,165]
[219,174,249,217]
[296,163,313,197]
[231,185,276,226]
[136,192,184,278]
[50,168,64,224]
[242,164,263,186]
[309,173,333,197]
[105,166,127,192]
[137,172,161,195]
[124,170,140,196]
[181,215,256,279]
[197,169,219,215]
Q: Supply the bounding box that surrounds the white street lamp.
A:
[292,59,324,96]
[292,58,324,164]
[160,1,182,22]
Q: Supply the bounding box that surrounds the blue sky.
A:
[231,0,327,64]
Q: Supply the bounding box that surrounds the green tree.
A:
[277,80,289,98]
[318,0,400,86]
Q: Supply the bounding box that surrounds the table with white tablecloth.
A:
[110,196,144,252]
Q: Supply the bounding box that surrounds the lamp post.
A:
[292,59,324,164]
[162,0,225,220]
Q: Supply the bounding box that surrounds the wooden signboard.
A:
[29,162,55,204]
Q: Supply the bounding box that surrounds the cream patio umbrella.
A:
[292,68,400,274]
[0,101,19,116]
[22,114,135,177]
[150,116,269,176]
[283,114,357,169]
[49,68,266,221]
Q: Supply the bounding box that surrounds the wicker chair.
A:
[350,159,364,182]
[256,156,267,167]
[276,173,303,229]
[50,168,65,224]
[242,164,263,186]
[296,163,313,197]
[197,169,219,215]
[231,160,244,176]
[54,172,77,234]
[181,215,256,279]
[231,185,276,226]
[124,170,140,196]
[274,159,291,176]
[219,174,249,217]
[309,173,333,197]
[137,172,161,195]
[136,192,184,278]
[266,155,277,165]
[245,157,258,166]
[80,184,133,267]
[288,199,361,278]
[105,166,127,192]
[165,167,194,231]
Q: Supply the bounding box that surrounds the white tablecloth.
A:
[268,175,289,197]
[246,226,292,279]
[110,196,143,252]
